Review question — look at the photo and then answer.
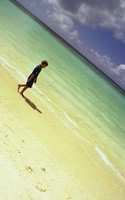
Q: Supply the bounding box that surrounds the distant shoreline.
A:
[9,0,125,96]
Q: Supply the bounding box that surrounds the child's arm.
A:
[27,73,35,81]
[34,77,37,83]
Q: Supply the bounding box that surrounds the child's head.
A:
[41,60,48,68]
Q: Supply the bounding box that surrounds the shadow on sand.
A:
[22,95,42,114]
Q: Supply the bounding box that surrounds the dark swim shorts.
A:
[26,78,34,88]
[26,65,42,88]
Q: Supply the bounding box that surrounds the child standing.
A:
[18,60,48,97]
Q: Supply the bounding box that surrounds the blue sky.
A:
[16,0,125,89]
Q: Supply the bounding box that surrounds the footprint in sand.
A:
[41,167,46,172]
[66,196,72,200]
[5,134,8,138]
[17,150,21,154]
[25,166,33,174]
[35,182,48,193]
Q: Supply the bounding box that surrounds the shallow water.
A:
[0,0,125,198]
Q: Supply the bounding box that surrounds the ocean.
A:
[0,0,125,198]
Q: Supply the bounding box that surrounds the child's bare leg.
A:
[20,86,29,97]
[18,84,26,92]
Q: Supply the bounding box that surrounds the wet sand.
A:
[0,65,125,200]
[0,0,125,199]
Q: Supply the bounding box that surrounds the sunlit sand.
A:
[0,0,125,199]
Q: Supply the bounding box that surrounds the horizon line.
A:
[9,0,125,96]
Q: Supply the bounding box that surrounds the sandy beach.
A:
[1,0,125,199]
[0,65,84,199]
[0,64,125,200]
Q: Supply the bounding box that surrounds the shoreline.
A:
[0,65,125,199]
[10,0,125,96]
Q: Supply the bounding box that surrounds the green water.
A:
[0,0,125,173]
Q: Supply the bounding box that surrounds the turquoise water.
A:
[0,0,125,182]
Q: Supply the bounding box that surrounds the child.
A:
[18,60,48,97]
